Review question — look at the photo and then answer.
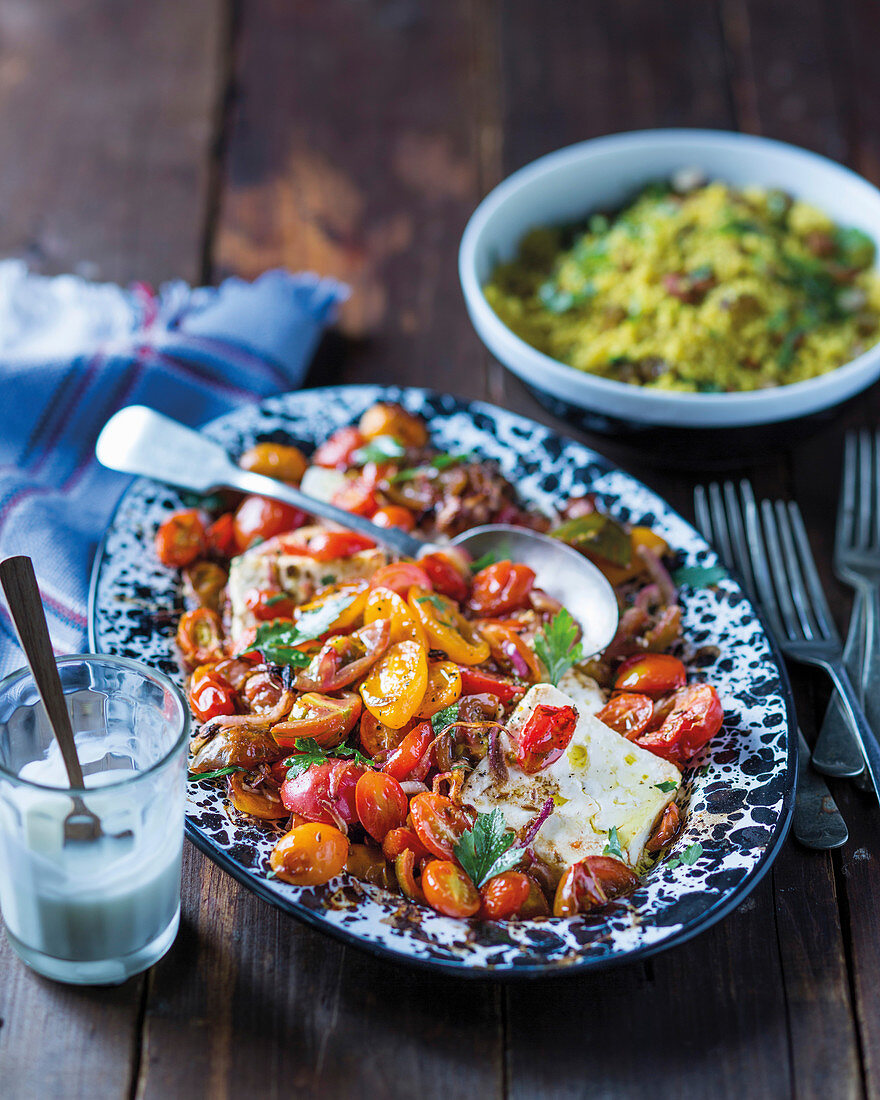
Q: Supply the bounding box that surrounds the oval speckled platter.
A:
[89,386,796,977]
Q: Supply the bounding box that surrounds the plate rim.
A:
[88,383,798,979]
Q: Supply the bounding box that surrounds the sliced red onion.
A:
[517,796,554,849]
[636,545,677,607]
[400,780,429,796]
[488,726,508,784]
[634,583,661,612]
[503,640,530,679]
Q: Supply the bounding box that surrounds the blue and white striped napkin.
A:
[0,261,348,675]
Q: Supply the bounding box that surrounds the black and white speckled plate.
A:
[89,386,796,977]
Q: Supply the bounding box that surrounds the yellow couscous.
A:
[484,176,880,392]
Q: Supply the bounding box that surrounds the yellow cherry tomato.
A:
[295,580,368,633]
[360,640,428,729]
[415,661,462,719]
[407,587,490,666]
[269,822,350,885]
[363,586,426,648]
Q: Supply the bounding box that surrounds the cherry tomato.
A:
[408,588,490,666]
[382,825,433,863]
[241,669,285,712]
[245,587,296,621]
[381,722,433,780]
[371,506,416,532]
[331,478,379,517]
[270,822,350,885]
[469,562,536,616]
[636,683,723,764]
[409,792,472,860]
[478,871,531,921]
[614,653,687,698]
[188,668,236,723]
[177,608,225,667]
[418,551,470,603]
[358,402,428,447]
[228,770,288,820]
[303,530,377,560]
[360,640,428,729]
[370,562,432,597]
[271,691,362,749]
[355,771,408,841]
[280,760,366,825]
[519,876,551,918]
[458,667,524,703]
[364,587,426,647]
[155,510,206,568]
[478,622,542,681]
[233,495,307,552]
[596,693,655,740]
[646,802,681,853]
[345,843,393,888]
[294,582,369,634]
[359,709,412,757]
[422,860,481,918]
[296,620,391,693]
[206,512,237,558]
[415,661,462,719]
[516,704,577,774]
[553,857,639,917]
[183,560,228,610]
[238,441,308,483]
[311,426,366,469]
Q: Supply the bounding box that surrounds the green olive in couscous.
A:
[483,174,880,392]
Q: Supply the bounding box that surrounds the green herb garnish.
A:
[391,452,469,482]
[470,549,499,573]
[603,826,624,860]
[244,592,358,665]
[431,703,460,735]
[665,841,703,870]
[534,608,584,686]
[454,809,524,887]
[654,780,678,793]
[671,563,727,588]
[188,766,242,783]
[284,738,372,779]
[351,435,406,464]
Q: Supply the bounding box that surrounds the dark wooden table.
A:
[2,2,879,1096]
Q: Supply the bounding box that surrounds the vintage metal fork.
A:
[813,430,880,777]
[695,482,847,849]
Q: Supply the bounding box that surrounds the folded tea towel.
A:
[0,260,348,676]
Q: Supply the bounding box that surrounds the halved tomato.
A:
[295,619,391,692]
[596,693,654,740]
[458,667,524,704]
[364,587,426,647]
[280,759,366,825]
[271,691,362,749]
[417,551,470,603]
[408,588,489,666]
[302,530,377,560]
[409,792,472,860]
[553,856,639,917]
[422,860,481,918]
[311,426,366,469]
[382,721,433,781]
[177,608,225,667]
[355,771,408,841]
[360,640,428,729]
[636,683,723,764]
[516,703,577,774]
[188,668,236,723]
[270,822,349,885]
[469,562,535,616]
[415,661,462,719]
[614,653,686,698]
[228,770,289,820]
[369,562,432,597]
[233,495,308,552]
[155,510,206,568]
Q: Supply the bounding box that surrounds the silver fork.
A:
[695,483,848,849]
[813,431,880,777]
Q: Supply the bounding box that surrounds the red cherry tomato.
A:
[302,530,376,561]
[244,587,296,621]
[409,792,472,860]
[188,668,236,723]
[422,860,481,918]
[458,667,525,703]
[371,505,416,532]
[206,512,237,558]
[331,478,379,517]
[370,562,432,598]
[614,653,687,698]
[418,551,470,603]
[478,871,532,921]
[596,693,655,740]
[553,856,640,917]
[280,760,366,825]
[381,825,433,863]
[311,426,366,469]
[636,683,723,764]
[516,704,577,774]
[155,510,206,568]
[382,722,434,781]
[355,771,408,841]
[469,561,535,616]
[233,495,308,552]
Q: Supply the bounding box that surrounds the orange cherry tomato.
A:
[271,691,362,749]
[241,669,285,712]
[636,683,723,764]
[614,653,687,698]
[188,668,236,723]
[206,512,237,558]
[415,661,462,719]
[238,442,308,483]
[303,530,377,560]
[469,561,535,616]
[418,551,470,603]
[371,506,416,532]
[409,792,472,860]
[359,709,413,757]
[228,770,289,820]
[355,771,408,841]
[478,871,531,921]
[596,693,654,740]
[364,587,426,647]
[155,509,206,568]
[270,822,350,886]
[382,721,433,781]
[519,876,551,918]
[516,703,578,774]
[294,581,368,634]
[331,478,379,517]
[408,588,490,666]
[360,640,428,729]
[311,426,366,469]
[458,667,524,703]
[553,857,639,917]
[358,402,428,447]
[184,560,228,610]
[478,621,543,681]
[233,495,308,552]
[646,802,681,852]
[370,562,432,597]
[177,608,225,667]
[382,825,433,863]
[422,860,480,918]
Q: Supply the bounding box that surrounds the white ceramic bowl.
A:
[459,129,880,429]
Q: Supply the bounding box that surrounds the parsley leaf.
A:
[671,563,727,588]
[603,826,624,859]
[431,703,460,735]
[680,841,703,865]
[351,435,406,464]
[188,766,242,783]
[654,780,678,793]
[284,737,372,779]
[470,549,500,573]
[534,608,584,686]
[391,452,468,482]
[244,592,358,665]
[454,809,524,887]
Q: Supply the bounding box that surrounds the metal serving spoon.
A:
[96,406,619,656]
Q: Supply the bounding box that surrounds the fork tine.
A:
[788,500,839,642]
[723,481,758,604]
[742,483,784,638]
[836,432,857,563]
[774,500,821,640]
[708,482,734,571]
[760,499,804,640]
[694,484,713,547]
[874,430,880,549]
[858,430,872,549]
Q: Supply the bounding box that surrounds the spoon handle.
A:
[0,556,85,788]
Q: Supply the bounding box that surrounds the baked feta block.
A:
[462,681,681,880]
